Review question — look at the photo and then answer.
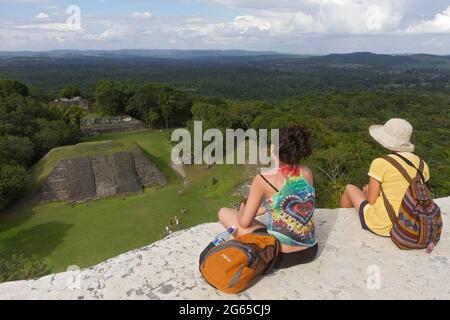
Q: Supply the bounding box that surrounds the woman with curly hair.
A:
[217,126,318,269]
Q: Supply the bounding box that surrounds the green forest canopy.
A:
[1,77,448,211]
[0,75,448,282]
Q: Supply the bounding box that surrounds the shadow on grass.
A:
[0,221,73,259]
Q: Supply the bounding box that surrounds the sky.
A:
[0,0,450,54]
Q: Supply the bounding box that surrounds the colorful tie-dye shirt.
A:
[264,165,317,247]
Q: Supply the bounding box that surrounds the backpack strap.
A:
[380,187,399,226]
[416,160,425,182]
[380,155,414,226]
[381,155,431,226]
[393,152,426,183]
[253,232,281,274]
[381,155,413,184]
[259,174,279,193]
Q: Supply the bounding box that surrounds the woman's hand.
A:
[256,207,266,216]
[363,185,369,196]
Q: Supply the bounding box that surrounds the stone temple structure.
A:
[80,116,145,137]
[0,197,448,300]
[34,150,168,203]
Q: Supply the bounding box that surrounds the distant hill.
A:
[305,52,450,68]
[306,52,415,66]
[0,50,449,67]
[0,50,449,100]
[0,49,282,59]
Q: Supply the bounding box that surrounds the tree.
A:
[191,101,231,129]
[52,105,87,127]
[59,85,81,99]
[0,136,34,167]
[125,83,191,128]
[0,164,27,209]
[33,119,80,157]
[29,86,53,103]
[229,101,263,129]
[159,86,177,129]
[0,254,50,283]
[0,80,29,98]
[146,110,160,128]
[94,80,123,115]
[125,83,160,120]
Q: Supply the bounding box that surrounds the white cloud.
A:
[16,22,77,32]
[227,11,324,36]
[202,0,404,35]
[405,6,450,34]
[1,0,450,53]
[232,15,271,34]
[132,11,152,19]
[83,23,138,41]
[35,12,49,19]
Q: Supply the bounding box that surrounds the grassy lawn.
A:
[0,130,247,275]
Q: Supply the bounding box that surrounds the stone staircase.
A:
[34,150,168,203]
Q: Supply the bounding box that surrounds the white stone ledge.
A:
[0,197,449,300]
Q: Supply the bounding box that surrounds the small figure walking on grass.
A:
[164,226,173,237]
[170,215,179,226]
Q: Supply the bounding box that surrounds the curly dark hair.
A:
[276,126,312,165]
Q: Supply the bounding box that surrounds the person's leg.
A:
[340,184,367,213]
[339,186,353,208]
[218,207,265,237]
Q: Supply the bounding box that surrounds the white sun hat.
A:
[369,118,415,152]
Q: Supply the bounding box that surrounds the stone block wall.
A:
[34,150,168,203]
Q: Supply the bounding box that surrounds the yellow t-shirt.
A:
[363,152,430,236]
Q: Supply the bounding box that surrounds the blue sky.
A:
[1,0,450,54]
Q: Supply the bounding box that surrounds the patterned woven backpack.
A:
[381,155,443,252]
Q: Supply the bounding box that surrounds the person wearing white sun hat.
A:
[368,118,415,152]
[340,118,430,237]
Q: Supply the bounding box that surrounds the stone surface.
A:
[1,197,448,300]
[81,116,144,137]
[112,152,142,195]
[66,158,96,201]
[34,150,167,203]
[91,155,117,198]
[133,150,168,187]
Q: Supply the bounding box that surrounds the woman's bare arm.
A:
[238,176,264,228]
[302,166,314,186]
[366,177,381,205]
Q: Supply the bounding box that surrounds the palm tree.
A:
[159,87,177,129]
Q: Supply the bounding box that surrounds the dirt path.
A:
[171,162,188,185]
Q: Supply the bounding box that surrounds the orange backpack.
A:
[199,232,280,294]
